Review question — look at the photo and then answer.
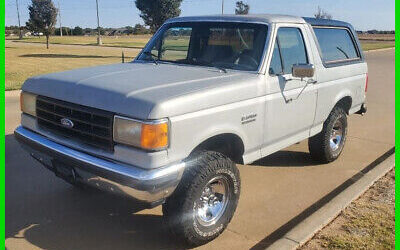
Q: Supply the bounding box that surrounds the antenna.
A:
[221,0,224,15]
[96,0,102,45]
[15,0,22,39]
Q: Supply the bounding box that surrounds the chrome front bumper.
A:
[14,126,185,205]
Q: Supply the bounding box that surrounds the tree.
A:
[72,26,83,36]
[135,0,183,32]
[125,26,134,35]
[83,28,93,35]
[314,6,332,20]
[235,1,250,15]
[54,27,70,36]
[133,24,149,34]
[26,0,58,49]
[5,25,27,36]
[98,27,106,35]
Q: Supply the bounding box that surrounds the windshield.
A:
[137,22,268,71]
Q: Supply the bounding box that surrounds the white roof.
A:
[167,14,306,25]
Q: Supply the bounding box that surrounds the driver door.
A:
[262,24,317,156]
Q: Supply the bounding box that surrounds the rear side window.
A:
[313,28,359,63]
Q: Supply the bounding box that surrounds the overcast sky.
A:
[5,0,395,31]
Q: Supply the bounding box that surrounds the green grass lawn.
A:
[301,169,395,250]
[7,35,151,49]
[5,41,140,90]
[361,41,395,51]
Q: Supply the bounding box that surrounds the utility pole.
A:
[15,0,22,39]
[221,0,224,15]
[96,0,102,45]
[58,1,62,36]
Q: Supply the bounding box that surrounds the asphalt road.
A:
[5,49,395,250]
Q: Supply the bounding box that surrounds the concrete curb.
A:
[364,47,395,53]
[267,153,395,250]
[5,90,21,97]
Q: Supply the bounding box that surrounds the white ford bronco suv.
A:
[15,14,367,246]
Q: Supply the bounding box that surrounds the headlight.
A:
[20,91,37,117]
[113,115,169,150]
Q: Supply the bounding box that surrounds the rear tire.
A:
[163,151,240,247]
[309,106,348,163]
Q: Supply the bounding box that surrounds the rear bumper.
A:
[14,126,185,204]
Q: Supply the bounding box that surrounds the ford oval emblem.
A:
[60,118,74,128]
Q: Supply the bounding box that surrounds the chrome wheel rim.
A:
[195,176,230,227]
[329,119,343,151]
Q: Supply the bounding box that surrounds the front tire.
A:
[308,106,348,163]
[163,151,240,247]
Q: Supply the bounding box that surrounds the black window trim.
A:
[276,36,285,75]
[311,25,363,67]
[269,26,309,76]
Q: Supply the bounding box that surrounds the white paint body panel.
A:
[20,15,367,169]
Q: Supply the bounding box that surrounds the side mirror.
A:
[292,64,315,78]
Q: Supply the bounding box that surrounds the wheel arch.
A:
[334,95,352,114]
[189,133,245,164]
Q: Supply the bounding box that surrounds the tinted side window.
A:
[269,40,283,75]
[276,28,308,74]
[313,28,359,63]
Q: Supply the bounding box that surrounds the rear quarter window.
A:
[313,27,360,63]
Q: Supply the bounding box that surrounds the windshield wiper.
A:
[213,65,228,73]
[142,51,159,65]
[204,62,228,73]
[189,60,228,73]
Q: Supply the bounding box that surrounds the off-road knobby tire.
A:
[308,106,348,163]
[162,151,240,247]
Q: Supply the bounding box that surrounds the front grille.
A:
[36,96,114,151]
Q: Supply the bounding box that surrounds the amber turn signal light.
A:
[140,123,168,150]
